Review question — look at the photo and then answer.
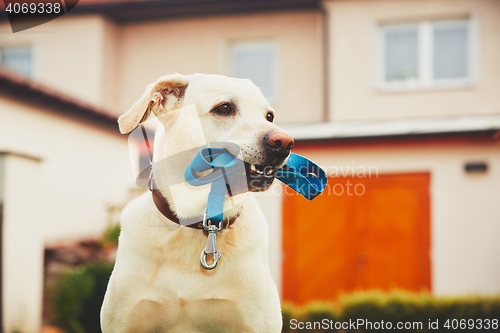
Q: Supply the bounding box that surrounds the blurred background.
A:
[0,0,499,332]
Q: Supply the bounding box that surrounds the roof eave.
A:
[282,117,500,145]
[67,0,322,24]
[292,129,499,144]
[0,68,120,133]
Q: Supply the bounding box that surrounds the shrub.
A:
[282,302,339,333]
[52,262,114,333]
[100,203,123,247]
[100,223,120,247]
[282,291,500,333]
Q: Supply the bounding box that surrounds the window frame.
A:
[377,17,477,92]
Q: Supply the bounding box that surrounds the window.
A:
[385,24,419,82]
[381,18,472,89]
[0,46,32,77]
[231,41,277,100]
[433,20,469,80]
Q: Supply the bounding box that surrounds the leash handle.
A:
[185,149,328,223]
[276,153,328,200]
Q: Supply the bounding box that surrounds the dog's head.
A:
[119,73,294,192]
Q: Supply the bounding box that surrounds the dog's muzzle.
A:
[245,130,295,191]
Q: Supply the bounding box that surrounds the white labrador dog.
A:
[101,73,295,333]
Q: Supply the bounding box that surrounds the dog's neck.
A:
[151,186,239,229]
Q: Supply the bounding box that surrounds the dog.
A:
[101,73,294,333]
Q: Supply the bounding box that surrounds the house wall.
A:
[265,139,500,296]
[1,153,44,333]
[119,11,325,124]
[0,15,120,110]
[101,18,121,111]
[325,0,500,121]
[0,95,137,332]
[0,97,136,242]
[0,10,324,121]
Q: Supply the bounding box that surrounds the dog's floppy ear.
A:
[118,74,189,134]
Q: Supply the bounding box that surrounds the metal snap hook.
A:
[200,247,221,270]
[200,215,222,270]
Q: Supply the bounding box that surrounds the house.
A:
[279,0,500,304]
[1,0,499,331]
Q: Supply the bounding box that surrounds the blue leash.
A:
[275,153,327,200]
[184,147,327,270]
[184,148,247,223]
[184,147,327,223]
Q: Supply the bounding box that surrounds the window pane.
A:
[1,47,32,77]
[433,20,469,79]
[385,26,419,82]
[232,42,275,99]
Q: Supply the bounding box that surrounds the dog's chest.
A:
[132,294,254,332]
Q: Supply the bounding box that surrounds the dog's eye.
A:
[211,103,234,116]
[266,111,274,123]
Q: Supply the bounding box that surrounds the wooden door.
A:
[282,173,431,305]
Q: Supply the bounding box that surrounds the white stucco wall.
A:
[262,140,500,296]
[0,10,324,121]
[0,15,119,111]
[0,96,136,332]
[1,153,44,333]
[325,0,500,121]
[119,11,325,124]
[0,97,136,242]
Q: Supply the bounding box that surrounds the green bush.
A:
[53,262,114,333]
[101,223,121,247]
[282,302,340,333]
[282,291,500,333]
[101,203,123,247]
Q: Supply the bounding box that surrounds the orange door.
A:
[282,173,431,305]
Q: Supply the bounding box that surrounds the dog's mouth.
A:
[244,163,277,192]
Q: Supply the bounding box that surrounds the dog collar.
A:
[151,187,238,230]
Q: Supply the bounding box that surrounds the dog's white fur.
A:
[101,73,286,332]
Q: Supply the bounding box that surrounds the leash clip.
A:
[200,214,222,270]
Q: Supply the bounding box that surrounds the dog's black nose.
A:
[263,131,295,156]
